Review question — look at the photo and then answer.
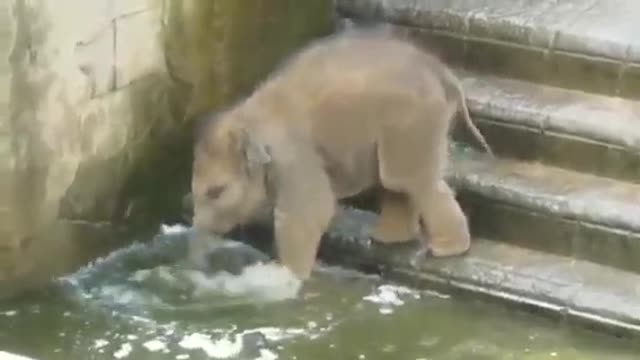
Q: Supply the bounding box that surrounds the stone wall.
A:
[0,1,12,236]
[1,0,334,298]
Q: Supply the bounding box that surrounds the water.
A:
[0,225,638,360]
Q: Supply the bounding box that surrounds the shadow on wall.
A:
[1,0,334,299]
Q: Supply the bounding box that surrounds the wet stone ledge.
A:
[314,207,640,340]
[450,70,640,183]
[0,219,132,299]
[447,150,640,235]
[445,148,640,274]
[227,207,640,339]
[336,0,640,99]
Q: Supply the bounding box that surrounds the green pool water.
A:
[0,225,638,360]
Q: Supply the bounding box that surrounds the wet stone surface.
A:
[458,71,640,150]
[445,147,640,272]
[2,222,640,359]
[321,207,640,338]
[449,70,640,182]
[337,0,640,98]
[447,150,640,233]
[126,202,640,340]
[337,0,640,62]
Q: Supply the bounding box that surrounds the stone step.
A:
[337,0,640,99]
[231,209,640,338]
[316,210,640,338]
[452,70,640,183]
[446,148,640,274]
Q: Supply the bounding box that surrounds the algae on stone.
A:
[2,0,334,298]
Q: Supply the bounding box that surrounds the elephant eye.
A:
[206,185,226,200]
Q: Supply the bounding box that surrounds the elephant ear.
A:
[235,126,272,174]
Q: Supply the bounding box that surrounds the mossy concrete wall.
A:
[1,0,334,298]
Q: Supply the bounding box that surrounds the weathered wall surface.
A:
[1,0,334,298]
[0,1,12,234]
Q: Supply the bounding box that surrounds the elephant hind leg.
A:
[413,180,471,256]
[371,189,418,244]
[376,99,470,256]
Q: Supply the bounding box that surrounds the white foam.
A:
[143,339,168,352]
[0,351,36,360]
[113,343,133,359]
[177,326,310,359]
[178,333,242,359]
[160,223,190,235]
[93,339,109,349]
[96,284,163,307]
[256,348,279,360]
[363,284,421,307]
[187,262,302,302]
[379,308,394,315]
[238,327,307,342]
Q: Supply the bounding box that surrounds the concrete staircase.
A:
[327,0,640,337]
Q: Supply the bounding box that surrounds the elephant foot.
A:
[429,235,471,257]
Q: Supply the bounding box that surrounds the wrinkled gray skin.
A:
[190,28,491,281]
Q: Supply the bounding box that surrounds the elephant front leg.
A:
[271,142,336,280]
[274,211,326,280]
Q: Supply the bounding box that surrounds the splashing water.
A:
[1,224,639,360]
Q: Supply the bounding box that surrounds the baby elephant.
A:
[191,28,491,280]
